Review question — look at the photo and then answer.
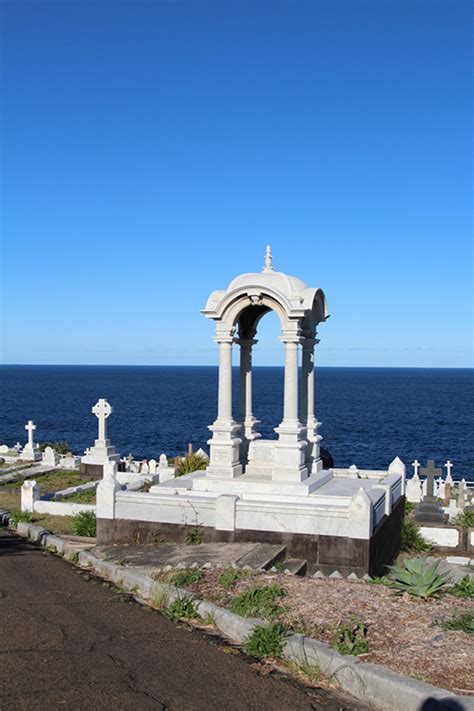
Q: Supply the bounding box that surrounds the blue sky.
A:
[1,0,472,367]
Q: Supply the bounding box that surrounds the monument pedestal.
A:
[81,439,120,479]
[21,445,41,462]
[415,496,446,524]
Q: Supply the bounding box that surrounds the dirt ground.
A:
[184,568,474,695]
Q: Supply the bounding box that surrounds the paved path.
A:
[0,529,364,710]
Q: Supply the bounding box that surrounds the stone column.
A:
[217,339,233,423]
[282,338,299,426]
[207,334,243,479]
[301,337,323,473]
[236,338,261,443]
[273,336,308,483]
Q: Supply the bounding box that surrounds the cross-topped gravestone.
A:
[25,420,36,448]
[420,459,442,498]
[415,459,445,524]
[412,459,420,476]
[92,399,112,442]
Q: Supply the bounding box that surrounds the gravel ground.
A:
[183,568,474,695]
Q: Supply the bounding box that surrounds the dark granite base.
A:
[97,496,405,576]
[80,463,104,479]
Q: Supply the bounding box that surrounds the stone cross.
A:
[445,460,453,479]
[412,459,420,476]
[25,420,36,448]
[420,460,442,498]
[92,399,112,441]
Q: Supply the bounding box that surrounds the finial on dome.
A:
[262,244,275,273]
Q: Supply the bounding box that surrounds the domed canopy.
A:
[202,246,329,337]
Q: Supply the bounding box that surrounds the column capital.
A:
[278,335,301,346]
[301,337,320,349]
[213,335,234,345]
[234,337,258,348]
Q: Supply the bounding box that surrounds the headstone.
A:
[405,472,422,503]
[159,453,168,469]
[0,444,9,454]
[436,476,445,499]
[80,398,120,477]
[21,420,41,461]
[149,459,157,474]
[42,446,59,467]
[415,460,446,524]
[445,460,453,483]
[443,482,452,505]
[21,480,40,513]
[140,461,149,474]
[195,448,209,461]
[130,461,140,474]
[456,489,466,510]
[348,464,360,479]
[59,454,80,469]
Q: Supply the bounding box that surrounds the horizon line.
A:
[1,363,472,370]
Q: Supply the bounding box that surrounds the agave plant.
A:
[387,557,452,599]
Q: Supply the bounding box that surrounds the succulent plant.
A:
[387,557,452,599]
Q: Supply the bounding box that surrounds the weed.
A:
[170,567,204,587]
[452,509,474,530]
[9,510,34,527]
[218,567,246,590]
[69,551,79,563]
[200,612,216,626]
[164,595,199,621]
[176,454,208,477]
[185,526,204,545]
[388,557,451,599]
[274,561,285,573]
[400,519,431,553]
[404,501,416,515]
[369,576,389,585]
[229,584,287,619]
[243,622,287,658]
[150,588,170,610]
[435,608,474,635]
[449,576,474,599]
[332,618,370,656]
[72,511,96,537]
[116,558,127,567]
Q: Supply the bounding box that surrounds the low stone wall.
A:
[419,524,473,555]
[33,500,95,517]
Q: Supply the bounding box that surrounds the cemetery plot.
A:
[161,567,474,694]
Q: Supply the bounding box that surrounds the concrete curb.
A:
[4,514,474,711]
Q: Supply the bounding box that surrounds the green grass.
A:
[400,519,431,553]
[3,471,93,493]
[64,487,97,504]
[72,511,96,537]
[243,622,287,659]
[229,584,287,619]
[9,510,34,526]
[169,568,204,587]
[218,567,247,590]
[449,576,474,599]
[436,608,474,635]
[184,527,204,545]
[164,595,199,621]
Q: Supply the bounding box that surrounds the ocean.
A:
[0,365,472,480]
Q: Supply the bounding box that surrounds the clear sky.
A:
[1,0,472,367]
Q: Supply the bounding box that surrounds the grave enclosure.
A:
[96,248,406,575]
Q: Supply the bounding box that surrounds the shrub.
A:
[72,511,96,537]
[9,510,34,527]
[185,526,204,545]
[333,618,370,656]
[170,568,204,587]
[400,519,431,553]
[437,608,474,635]
[218,567,246,590]
[244,622,287,658]
[164,595,199,621]
[388,557,451,599]
[404,501,416,515]
[176,454,208,477]
[229,584,287,619]
[39,440,70,454]
[452,509,474,530]
[449,576,474,599]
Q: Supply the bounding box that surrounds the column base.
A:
[273,421,308,482]
[206,420,243,479]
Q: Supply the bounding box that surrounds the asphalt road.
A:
[0,528,364,710]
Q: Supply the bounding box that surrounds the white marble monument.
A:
[95,249,405,575]
[21,420,41,461]
[81,399,120,476]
